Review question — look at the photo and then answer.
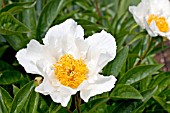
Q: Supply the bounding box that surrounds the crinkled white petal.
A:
[80,75,117,102]
[85,30,116,81]
[35,78,56,95]
[50,85,77,107]
[16,39,55,76]
[43,19,84,59]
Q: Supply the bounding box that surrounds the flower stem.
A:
[95,0,101,17]
[75,93,81,113]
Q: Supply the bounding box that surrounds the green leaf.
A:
[0,60,14,71]
[74,0,91,10]
[0,1,36,14]
[141,86,158,102]
[10,81,34,113]
[74,98,110,113]
[53,10,79,24]
[0,12,30,35]
[49,102,62,113]
[76,19,105,34]
[12,85,19,96]
[131,86,158,113]
[37,96,50,113]
[37,0,72,38]
[150,72,170,88]
[118,64,163,84]
[155,77,170,95]
[140,75,152,92]
[0,86,13,113]
[0,70,24,85]
[24,91,39,113]
[153,96,170,113]
[103,46,129,77]
[0,45,9,58]
[21,0,36,39]
[110,100,140,113]
[110,84,143,99]
[3,34,29,50]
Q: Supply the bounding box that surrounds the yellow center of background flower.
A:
[53,54,88,89]
[147,14,169,32]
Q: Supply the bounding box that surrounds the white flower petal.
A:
[43,19,84,59]
[50,85,77,107]
[16,39,54,76]
[85,30,116,81]
[143,19,158,37]
[35,78,55,95]
[129,0,150,29]
[80,75,117,102]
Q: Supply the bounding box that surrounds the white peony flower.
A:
[129,0,170,39]
[16,19,117,107]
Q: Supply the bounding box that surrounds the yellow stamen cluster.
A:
[147,14,169,32]
[53,54,88,89]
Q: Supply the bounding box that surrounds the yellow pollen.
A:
[147,14,169,32]
[53,54,88,89]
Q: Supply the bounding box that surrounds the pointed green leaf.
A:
[0,86,13,113]
[0,12,30,35]
[103,46,129,77]
[118,64,163,84]
[110,84,143,99]
[12,85,19,96]
[24,91,39,113]
[10,81,34,113]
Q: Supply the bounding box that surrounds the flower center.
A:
[147,14,169,32]
[53,54,88,89]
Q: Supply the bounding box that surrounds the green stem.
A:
[136,36,151,66]
[75,93,81,113]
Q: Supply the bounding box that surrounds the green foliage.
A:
[0,0,169,112]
